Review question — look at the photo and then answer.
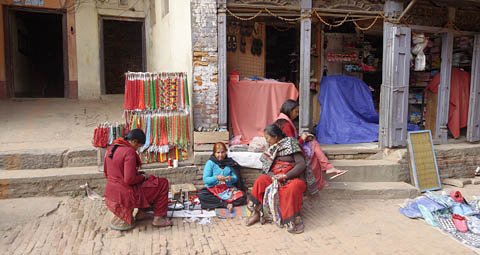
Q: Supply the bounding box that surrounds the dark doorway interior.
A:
[103,20,144,94]
[265,25,298,83]
[11,10,64,97]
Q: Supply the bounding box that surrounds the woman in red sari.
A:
[246,124,308,234]
[104,129,173,231]
[274,100,347,189]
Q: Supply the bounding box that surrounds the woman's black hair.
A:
[108,129,146,159]
[264,124,286,140]
[125,129,146,144]
[280,99,299,119]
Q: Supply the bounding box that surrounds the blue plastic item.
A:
[315,75,419,144]
[418,204,438,227]
[316,75,379,144]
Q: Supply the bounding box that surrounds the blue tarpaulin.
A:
[316,75,380,144]
[316,75,419,144]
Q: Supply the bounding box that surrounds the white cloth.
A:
[228,151,262,169]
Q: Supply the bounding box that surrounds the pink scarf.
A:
[276,113,297,138]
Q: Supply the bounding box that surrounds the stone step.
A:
[319,182,419,200]
[0,147,97,170]
[0,165,418,200]
[0,165,202,199]
[328,159,409,182]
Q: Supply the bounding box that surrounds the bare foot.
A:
[227,203,234,213]
[152,216,173,227]
[135,210,154,221]
[326,168,349,180]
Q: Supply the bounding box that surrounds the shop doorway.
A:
[100,18,145,94]
[265,24,299,84]
[4,9,66,97]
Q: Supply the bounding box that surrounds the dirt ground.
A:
[0,184,479,255]
[0,96,124,152]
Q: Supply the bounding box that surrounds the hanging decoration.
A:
[123,71,191,164]
[225,7,464,33]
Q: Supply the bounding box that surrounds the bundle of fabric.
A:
[399,190,480,248]
[92,123,129,148]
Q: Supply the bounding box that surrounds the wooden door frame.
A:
[2,5,68,98]
[99,16,146,95]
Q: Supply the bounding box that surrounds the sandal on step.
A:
[294,216,304,234]
[110,216,135,231]
[286,222,296,234]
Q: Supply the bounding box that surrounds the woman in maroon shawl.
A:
[274,100,347,189]
[104,129,172,231]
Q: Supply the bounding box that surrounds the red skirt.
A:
[206,183,245,203]
[250,161,306,223]
[105,176,169,224]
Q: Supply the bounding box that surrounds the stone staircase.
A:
[0,144,420,200]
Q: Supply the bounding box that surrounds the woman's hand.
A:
[300,132,309,141]
[216,175,226,181]
[225,176,232,182]
[273,174,288,181]
[300,132,314,142]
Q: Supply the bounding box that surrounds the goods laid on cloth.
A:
[425,68,470,139]
[228,80,298,144]
[124,72,191,163]
[399,190,480,248]
[316,75,418,144]
[92,123,129,148]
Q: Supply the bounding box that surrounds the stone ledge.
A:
[319,182,420,200]
[0,147,97,170]
[0,166,201,199]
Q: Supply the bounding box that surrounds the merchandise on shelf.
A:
[326,51,358,62]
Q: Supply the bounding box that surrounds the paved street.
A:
[1,188,478,255]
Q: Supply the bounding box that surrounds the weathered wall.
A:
[75,0,146,99]
[147,0,193,98]
[191,0,219,131]
[226,22,265,79]
[399,143,480,179]
[434,144,480,179]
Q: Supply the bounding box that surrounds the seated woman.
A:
[246,124,312,234]
[275,99,348,189]
[197,142,246,212]
[104,129,173,231]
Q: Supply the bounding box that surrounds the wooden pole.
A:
[299,0,312,133]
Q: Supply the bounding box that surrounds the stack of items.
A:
[411,72,433,88]
[399,190,480,248]
[453,36,473,67]
[92,123,129,148]
[326,52,358,62]
[124,72,191,164]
